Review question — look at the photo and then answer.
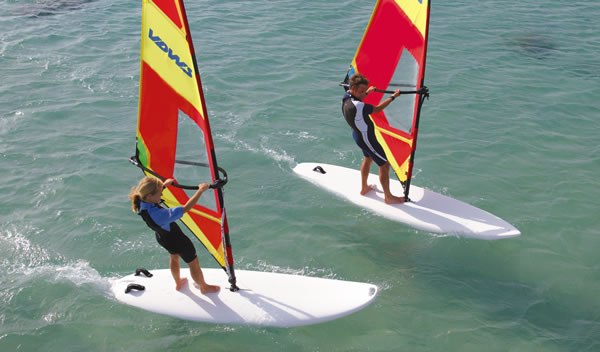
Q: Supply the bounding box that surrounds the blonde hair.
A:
[129,176,162,213]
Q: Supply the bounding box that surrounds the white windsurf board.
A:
[110,268,377,328]
[293,162,520,239]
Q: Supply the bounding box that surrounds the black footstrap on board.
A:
[125,283,145,294]
[135,268,153,277]
[313,166,326,174]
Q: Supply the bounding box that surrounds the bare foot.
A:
[199,284,220,294]
[175,277,188,291]
[384,195,406,204]
[360,184,377,196]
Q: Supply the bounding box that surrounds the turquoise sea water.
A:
[1,0,599,351]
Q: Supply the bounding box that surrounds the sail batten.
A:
[133,0,236,288]
[346,0,430,198]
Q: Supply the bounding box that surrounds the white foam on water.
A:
[0,225,111,299]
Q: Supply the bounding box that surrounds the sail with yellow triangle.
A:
[130,0,237,289]
[343,0,431,199]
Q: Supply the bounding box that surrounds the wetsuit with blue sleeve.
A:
[138,201,197,263]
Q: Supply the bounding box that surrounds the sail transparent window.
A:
[174,110,217,211]
[383,48,419,133]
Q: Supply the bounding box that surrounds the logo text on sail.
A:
[148,28,193,78]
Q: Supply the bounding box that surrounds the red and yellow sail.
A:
[134,0,234,278]
[346,0,430,197]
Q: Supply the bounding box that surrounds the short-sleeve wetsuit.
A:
[342,91,388,166]
[138,201,197,263]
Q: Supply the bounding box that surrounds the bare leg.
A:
[188,257,220,294]
[170,254,188,290]
[359,157,376,195]
[379,163,405,204]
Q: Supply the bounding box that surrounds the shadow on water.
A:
[503,31,600,80]
[9,0,96,18]
[506,33,559,60]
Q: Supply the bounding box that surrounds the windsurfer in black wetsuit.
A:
[342,73,405,204]
[129,176,220,294]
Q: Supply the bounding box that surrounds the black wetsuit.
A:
[342,91,388,166]
[138,202,197,263]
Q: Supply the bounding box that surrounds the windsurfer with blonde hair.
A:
[129,176,220,294]
[342,73,404,204]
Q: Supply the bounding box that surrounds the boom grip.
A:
[129,156,228,190]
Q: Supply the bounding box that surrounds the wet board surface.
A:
[111,268,378,328]
[293,162,520,240]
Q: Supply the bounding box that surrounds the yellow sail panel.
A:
[141,1,203,114]
[180,215,225,267]
[375,127,413,180]
[395,0,429,38]
[162,190,225,267]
